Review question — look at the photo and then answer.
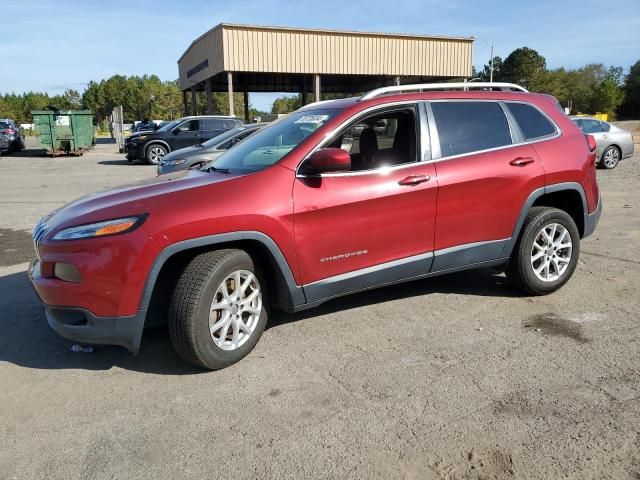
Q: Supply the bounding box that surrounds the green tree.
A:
[478,56,503,81]
[501,47,547,90]
[618,60,640,119]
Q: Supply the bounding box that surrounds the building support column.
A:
[182,90,188,116]
[300,76,307,106]
[394,76,401,86]
[313,74,321,103]
[190,86,197,116]
[243,91,250,122]
[227,72,235,117]
[205,79,213,115]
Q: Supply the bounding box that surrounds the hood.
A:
[44,170,240,232]
[163,144,209,161]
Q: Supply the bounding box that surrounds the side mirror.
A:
[304,148,351,175]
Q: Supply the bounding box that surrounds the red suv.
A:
[29,83,602,369]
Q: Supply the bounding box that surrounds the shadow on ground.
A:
[0,266,519,375]
[2,148,47,158]
[98,159,136,166]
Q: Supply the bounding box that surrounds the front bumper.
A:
[28,259,146,353]
[584,194,602,238]
[44,305,145,353]
[125,142,144,160]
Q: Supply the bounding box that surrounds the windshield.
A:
[201,126,247,148]
[157,120,179,132]
[210,109,339,173]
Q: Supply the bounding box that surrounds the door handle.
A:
[399,174,430,186]
[509,157,535,167]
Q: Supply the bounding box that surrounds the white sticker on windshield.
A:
[294,114,329,124]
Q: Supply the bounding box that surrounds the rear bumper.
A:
[584,194,602,238]
[44,305,145,354]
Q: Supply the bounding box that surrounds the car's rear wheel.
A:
[601,146,620,169]
[507,207,580,295]
[145,144,167,165]
[168,249,267,370]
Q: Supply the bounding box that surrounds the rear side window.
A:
[580,119,603,134]
[200,119,224,132]
[507,102,556,140]
[431,101,512,157]
[600,122,611,132]
[223,119,241,129]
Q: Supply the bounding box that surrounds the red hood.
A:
[44,170,239,232]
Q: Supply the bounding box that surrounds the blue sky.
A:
[1,0,639,111]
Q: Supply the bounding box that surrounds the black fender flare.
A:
[144,140,171,155]
[500,182,589,258]
[138,231,306,315]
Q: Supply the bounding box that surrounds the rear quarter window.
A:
[507,102,556,140]
[431,101,512,157]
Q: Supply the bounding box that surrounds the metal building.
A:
[178,23,474,119]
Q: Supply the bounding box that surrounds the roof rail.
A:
[360,82,528,100]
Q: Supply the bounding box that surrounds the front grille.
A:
[32,219,49,257]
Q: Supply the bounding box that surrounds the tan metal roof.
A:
[178,23,474,91]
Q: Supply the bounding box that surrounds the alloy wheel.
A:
[208,270,262,350]
[530,223,573,282]
[603,148,619,168]
[149,146,166,163]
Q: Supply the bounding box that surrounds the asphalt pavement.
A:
[0,138,638,479]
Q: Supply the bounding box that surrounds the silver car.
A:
[571,117,634,169]
[157,123,265,175]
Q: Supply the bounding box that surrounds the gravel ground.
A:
[0,139,639,479]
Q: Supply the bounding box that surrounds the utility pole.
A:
[473,37,495,82]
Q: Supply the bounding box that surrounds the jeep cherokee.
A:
[29,82,602,369]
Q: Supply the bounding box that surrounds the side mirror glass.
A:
[303,148,351,175]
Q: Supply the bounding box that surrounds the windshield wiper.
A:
[208,166,230,174]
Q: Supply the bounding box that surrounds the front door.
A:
[293,105,438,302]
[172,119,200,150]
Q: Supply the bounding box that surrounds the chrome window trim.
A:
[499,100,525,144]
[295,101,424,178]
[424,99,562,164]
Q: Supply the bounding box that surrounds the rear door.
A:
[200,118,225,142]
[428,100,547,270]
[579,119,607,158]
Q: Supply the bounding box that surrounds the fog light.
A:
[53,262,82,283]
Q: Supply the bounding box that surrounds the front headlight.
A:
[163,159,186,166]
[52,215,147,241]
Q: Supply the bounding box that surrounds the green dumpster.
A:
[31,109,95,156]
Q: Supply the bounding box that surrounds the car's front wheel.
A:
[145,144,168,165]
[507,207,580,295]
[601,146,620,169]
[168,249,268,369]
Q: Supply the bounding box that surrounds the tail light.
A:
[1,129,14,135]
[586,134,597,152]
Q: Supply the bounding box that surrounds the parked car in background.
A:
[125,115,243,164]
[29,82,601,370]
[135,119,158,132]
[0,118,25,152]
[0,133,10,155]
[570,116,634,169]
[157,123,266,175]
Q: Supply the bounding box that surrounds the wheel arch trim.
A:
[145,140,171,154]
[501,182,588,258]
[138,231,305,317]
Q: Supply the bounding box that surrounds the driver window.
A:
[327,108,417,171]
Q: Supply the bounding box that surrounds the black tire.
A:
[168,249,268,370]
[145,143,167,165]
[506,207,580,295]
[600,146,620,169]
